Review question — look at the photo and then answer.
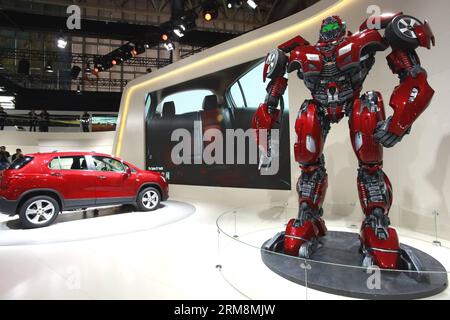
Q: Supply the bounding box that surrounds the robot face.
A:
[319,16,346,43]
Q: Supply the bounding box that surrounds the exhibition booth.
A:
[1,0,450,300]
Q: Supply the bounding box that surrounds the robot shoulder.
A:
[263,35,311,82]
[384,14,435,51]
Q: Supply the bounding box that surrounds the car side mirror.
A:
[126,167,132,176]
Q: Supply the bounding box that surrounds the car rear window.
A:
[8,156,34,170]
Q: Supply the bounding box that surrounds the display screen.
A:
[145,59,291,190]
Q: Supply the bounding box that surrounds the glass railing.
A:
[216,203,450,300]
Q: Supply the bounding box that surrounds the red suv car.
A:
[0,152,169,228]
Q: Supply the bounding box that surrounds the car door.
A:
[91,155,136,205]
[47,155,97,208]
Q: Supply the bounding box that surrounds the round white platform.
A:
[0,200,195,246]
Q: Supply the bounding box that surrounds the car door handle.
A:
[50,172,62,177]
[98,176,107,180]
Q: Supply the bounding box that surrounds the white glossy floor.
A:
[0,196,448,300]
[0,199,242,299]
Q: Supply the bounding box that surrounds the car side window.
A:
[227,60,289,110]
[49,156,88,170]
[49,158,61,170]
[92,156,125,172]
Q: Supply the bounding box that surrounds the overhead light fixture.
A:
[247,0,257,9]
[57,35,68,49]
[161,33,170,41]
[202,2,219,21]
[0,95,15,109]
[173,28,184,38]
[45,60,54,73]
[163,42,175,51]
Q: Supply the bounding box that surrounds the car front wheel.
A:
[137,187,161,211]
[19,196,60,229]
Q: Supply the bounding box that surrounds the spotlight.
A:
[45,60,54,73]
[161,33,169,41]
[247,0,257,9]
[204,12,212,21]
[163,42,175,51]
[134,43,146,55]
[57,35,68,49]
[227,0,243,8]
[203,2,219,21]
[144,43,150,49]
[111,59,117,66]
[173,28,184,38]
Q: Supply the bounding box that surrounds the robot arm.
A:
[252,36,309,148]
[374,14,435,148]
[251,48,288,161]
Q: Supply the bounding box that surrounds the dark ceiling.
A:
[0,0,319,112]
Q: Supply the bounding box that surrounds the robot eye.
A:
[321,22,340,33]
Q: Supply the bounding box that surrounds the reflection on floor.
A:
[0,199,242,299]
[0,201,195,246]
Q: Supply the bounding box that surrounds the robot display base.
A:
[261,231,448,299]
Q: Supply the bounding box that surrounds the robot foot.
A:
[360,225,400,270]
[283,217,326,258]
[360,208,400,269]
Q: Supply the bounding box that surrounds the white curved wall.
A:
[0,131,115,155]
[116,0,450,239]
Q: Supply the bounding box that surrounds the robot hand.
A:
[252,103,280,131]
[252,103,280,151]
[374,116,411,148]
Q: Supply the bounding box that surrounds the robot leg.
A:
[284,101,329,258]
[350,91,400,269]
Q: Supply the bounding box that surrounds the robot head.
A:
[319,16,346,43]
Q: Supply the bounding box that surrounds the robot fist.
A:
[251,103,280,131]
[374,116,411,148]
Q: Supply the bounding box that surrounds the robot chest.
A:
[294,43,361,75]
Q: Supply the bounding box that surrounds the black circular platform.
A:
[261,231,448,299]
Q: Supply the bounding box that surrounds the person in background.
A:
[81,111,91,132]
[39,110,50,132]
[0,107,7,130]
[11,148,23,162]
[28,109,37,132]
[0,146,10,170]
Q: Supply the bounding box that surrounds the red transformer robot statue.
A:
[253,13,435,270]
